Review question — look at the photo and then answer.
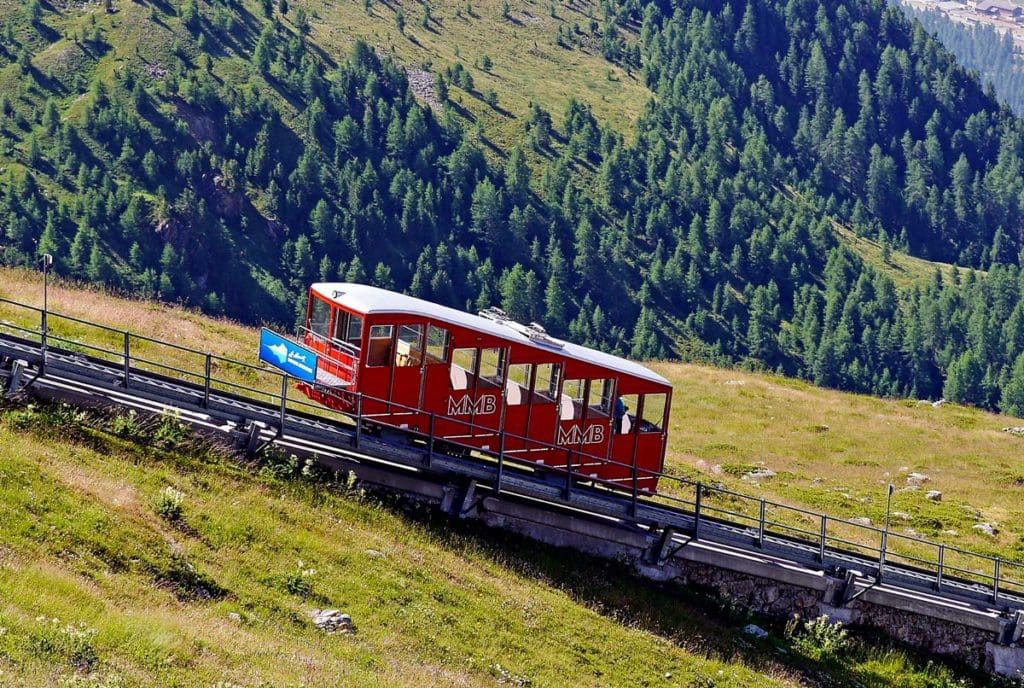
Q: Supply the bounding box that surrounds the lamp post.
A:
[880,483,895,580]
[40,253,52,368]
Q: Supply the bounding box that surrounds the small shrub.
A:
[489,663,532,686]
[156,486,185,521]
[154,411,188,449]
[108,410,145,441]
[785,614,850,663]
[259,448,298,480]
[279,559,318,599]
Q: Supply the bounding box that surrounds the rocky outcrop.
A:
[405,68,442,113]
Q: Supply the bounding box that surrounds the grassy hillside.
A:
[1,407,795,687]
[0,269,1004,687]
[306,0,650,146]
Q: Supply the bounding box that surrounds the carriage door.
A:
[447,345,508,448]
[419,324,451,415]
[389,323,426,428]
[557,378,613,475]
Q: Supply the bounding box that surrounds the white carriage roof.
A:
[311,283,670,386]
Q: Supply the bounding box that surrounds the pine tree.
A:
[470,178,503,252]
[500,264,540,323]
[1001,353,1024,417]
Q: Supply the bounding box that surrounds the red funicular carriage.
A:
[294,283,672,492]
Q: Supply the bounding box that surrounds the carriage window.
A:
[534,363,561,403]
[640,393,667,433]
[617,394,639,434]
[332,311,363,351]
[367,324,394,367]
[309,298,331,337]
[450,347,476,391]
[345,314,362,349]
[560,379,586,421]
[587,378,614,416]
[395,324,424,367]
[505,363,532,406]
[478,348,505,388]
[426,325,449,364]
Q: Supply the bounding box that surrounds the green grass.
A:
[0,398,1007,687]
[833,223,970,289]
[649,361,1024,568]
[0,402,798,687]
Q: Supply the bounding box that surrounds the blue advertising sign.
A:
[259,329,319,383]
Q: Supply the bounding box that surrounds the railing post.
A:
[993,557,1001,604]
[122,331,130,389]
[935,544,945,592]
[40,257,50,372]
[878,528,887,582]
[425,413,435,468]
[631,463,639,518]
[40,302,47,369]
[495,434,505,495]
[757,499,766,548]
[564,448,573,501]
[354,394,363,449]
[818,515,827,563]
[279,375,288,439]
[203,354,212,408]
[693,482,702,540]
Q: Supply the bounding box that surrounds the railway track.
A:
[1,304,1023,624]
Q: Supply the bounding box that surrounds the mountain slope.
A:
[5,0,1024,414]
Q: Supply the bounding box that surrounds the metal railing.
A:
[0,294,1022,607]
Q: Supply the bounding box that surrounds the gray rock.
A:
[743,468,776,481]
[310,609,354,634]
[1002,426,1024,435]
[932,399,947,408]
[906,472,930,485]
[743,624,769,639]
[228,612,241,621]
[925,490,943,502]
[365,549,387,559]
[850,517,872,526]
[892,511,912,521]
[973,523,998,537]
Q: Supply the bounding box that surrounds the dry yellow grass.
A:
[650,361,1024,566]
